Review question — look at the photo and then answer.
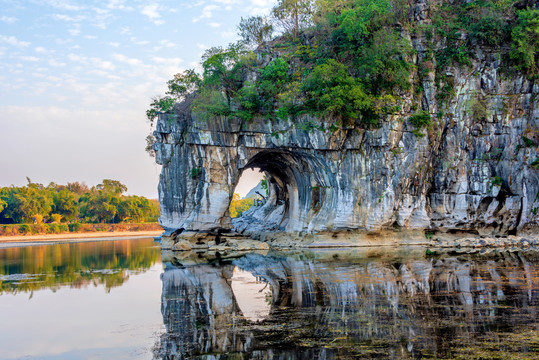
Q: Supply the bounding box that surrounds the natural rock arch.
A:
[154,64,538,242]
[232,149,337,234]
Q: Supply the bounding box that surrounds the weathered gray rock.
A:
[153,4,538,246]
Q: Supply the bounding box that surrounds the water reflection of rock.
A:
[155,250,538,359]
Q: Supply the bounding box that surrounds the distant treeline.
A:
[0,178,159,225]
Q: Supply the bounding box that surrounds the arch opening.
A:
[228,168,266,219]
[229,149,336,235]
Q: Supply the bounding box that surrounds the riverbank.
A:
[0,230,163,242]
[161,229,539,254]
[1,222,162,237]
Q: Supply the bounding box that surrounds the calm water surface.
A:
[1,239,538,359]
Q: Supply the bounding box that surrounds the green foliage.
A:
[192,88,232,120]
[409,111,431,129]
[490,176,503,187]
[117,196,157,223]
[19,224,31,234]
[146,96,176,124]
[238,16,274,47]
[50,213,62,223]
[228,193,255,218]
[468,14,506,47]
[260,176,268,196]
[192,43,254,120]
[303,59,373,123]
[79,191,121,223]
[522,136,536,148]
[531,158,539,169]
[47,223,60,234]
[166,69,201,99]
[0,198,6,214]
[271,0,316,40]
[52,189,78,222]
[355,29,413,93]
[146,0,533,137]
[145,133,156,157]
[336,0,392,42]
[510,8,539,77]
[412,129,425,138]
[68,222,82,232]
[469,97,488,121]
[427,0,536,78]
[190,168,203,179]
[258,57,292,112]
[0,179,158,225]
[0,184,53,223]
[201,43,249,91]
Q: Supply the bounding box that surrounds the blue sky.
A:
[0,0,273,198]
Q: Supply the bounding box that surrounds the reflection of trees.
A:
[0,238,160,294]
[155,250,539,359]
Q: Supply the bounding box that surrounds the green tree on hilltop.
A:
[238,16,274,47]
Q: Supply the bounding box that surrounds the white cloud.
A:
[152,57,183,66]
[85,35,98,39]
[0,15,17,24]
[68,53,115,71]
[107,42,120,48]
[112,53,143,66]
[209,22,221,27]
[107,0,133,11]
[213,0,240,4]
[93,7,109,15]
[152,39,177,51]
[69,28,81,36]
[43,0,84,11]
[35,46,52,54]
[67,53,85,62]
[0,35,30,48]
[48,59,66,67]
[19,56,40,62]
[159,39,176,48]
[141,4,164,25]
[248,0,274,7]
[130,37,150,46]
[193,5,219,22]
[55,37,73,45]
[52,13,85,22]
[196,43,208,50]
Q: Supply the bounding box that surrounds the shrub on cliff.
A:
[510,8,539,77]
[147,0,537,134]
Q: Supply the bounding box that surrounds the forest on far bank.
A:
[0,178,159,227]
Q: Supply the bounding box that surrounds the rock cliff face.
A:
[153,2,538,241]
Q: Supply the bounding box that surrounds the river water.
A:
[0,238,537,359]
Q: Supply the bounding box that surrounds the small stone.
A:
[172,240,192,251]
[475,239,487,248]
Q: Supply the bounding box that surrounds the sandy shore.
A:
[0,231,163,246]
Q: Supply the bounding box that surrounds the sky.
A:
[0,0,273,198]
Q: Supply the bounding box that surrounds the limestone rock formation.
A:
[153,3,538,244]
